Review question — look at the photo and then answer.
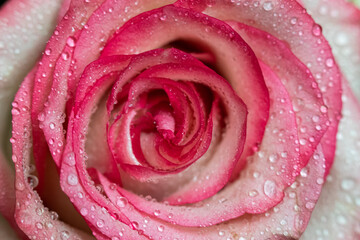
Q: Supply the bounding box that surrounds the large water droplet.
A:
[263,1,273,11]
[97,219,104,228]
[66,37,76,47]
[264,180,276,198]
[312,24,322,37]
[67,174,78,185]
[116,197,128,208]
[28,175,39,188]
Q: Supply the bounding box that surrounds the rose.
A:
[0,0,358,239]
[1,0,359,239]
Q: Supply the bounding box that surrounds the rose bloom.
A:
[0,0,359,239]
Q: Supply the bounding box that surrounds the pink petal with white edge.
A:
[0,0,61,142]
[300,1,360,238]
[11,69,94,239]
[197,0,342,175]
[301,0,360,101]
[301,83,360,239]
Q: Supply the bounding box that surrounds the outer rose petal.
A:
[0,0,61,145]
[301,83,360,239]
[12,69,95,239]
[301,0,360,239]
[301,0,360,101]
[0,0,61,236]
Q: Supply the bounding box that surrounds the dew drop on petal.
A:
[290,17,298,25]
[97,219,104,228]
[28,175,39,188]
[263,1,273,11]
[60,230,70,240]
[311,24,322,37]
[67,174,78,185]
[264,180,276,198]
[157,225,164,232]
[80,208,88,216]
[116,197,128,208]
[305,201,315,210]
[325,58,334,68]
[65,152,76,166]
[66,36,76,47]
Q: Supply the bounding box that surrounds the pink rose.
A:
[0,0,359,239]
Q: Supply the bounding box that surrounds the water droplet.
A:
[50,211,59,220]
[45,49,52,55]
[290,17,298,25]
[300,167,309,177]
[36,222,43,229]
[28,175,39,188]
[248,190,259,197]
[65,152,76,166]
[305,201,315,210]
[116,197,128,208]
[131,221,139,229]
[66,37,76,47]
[299,139,307,145]
[281,151,288,158]
[268,154,277,163]
[60,230,70,240]
[80,208,88,216]
[263,1,273,11]
[36,207,44,216]
[159,15,167,21]
[154,209,160,216]
[218,230,225,236]
[97,219,104,228]
[11,108,20,115]
[49,122,55,130]
[264,180,276,198]
[67,174,78,185]
[61,52,69,60]
[158,225,164,232]
[312,24,322,37]
[312,115,320,122]
[320,105,328,113]
[325,58,334,68]
[316,178,324,185]
[16,181,25,191]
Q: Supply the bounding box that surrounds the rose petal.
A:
[301,0,360,101]
[230,22,328,174]
[11,68,94,239]
[199,0,342,176]
[0,0,61,144]
[301,82,360,239]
